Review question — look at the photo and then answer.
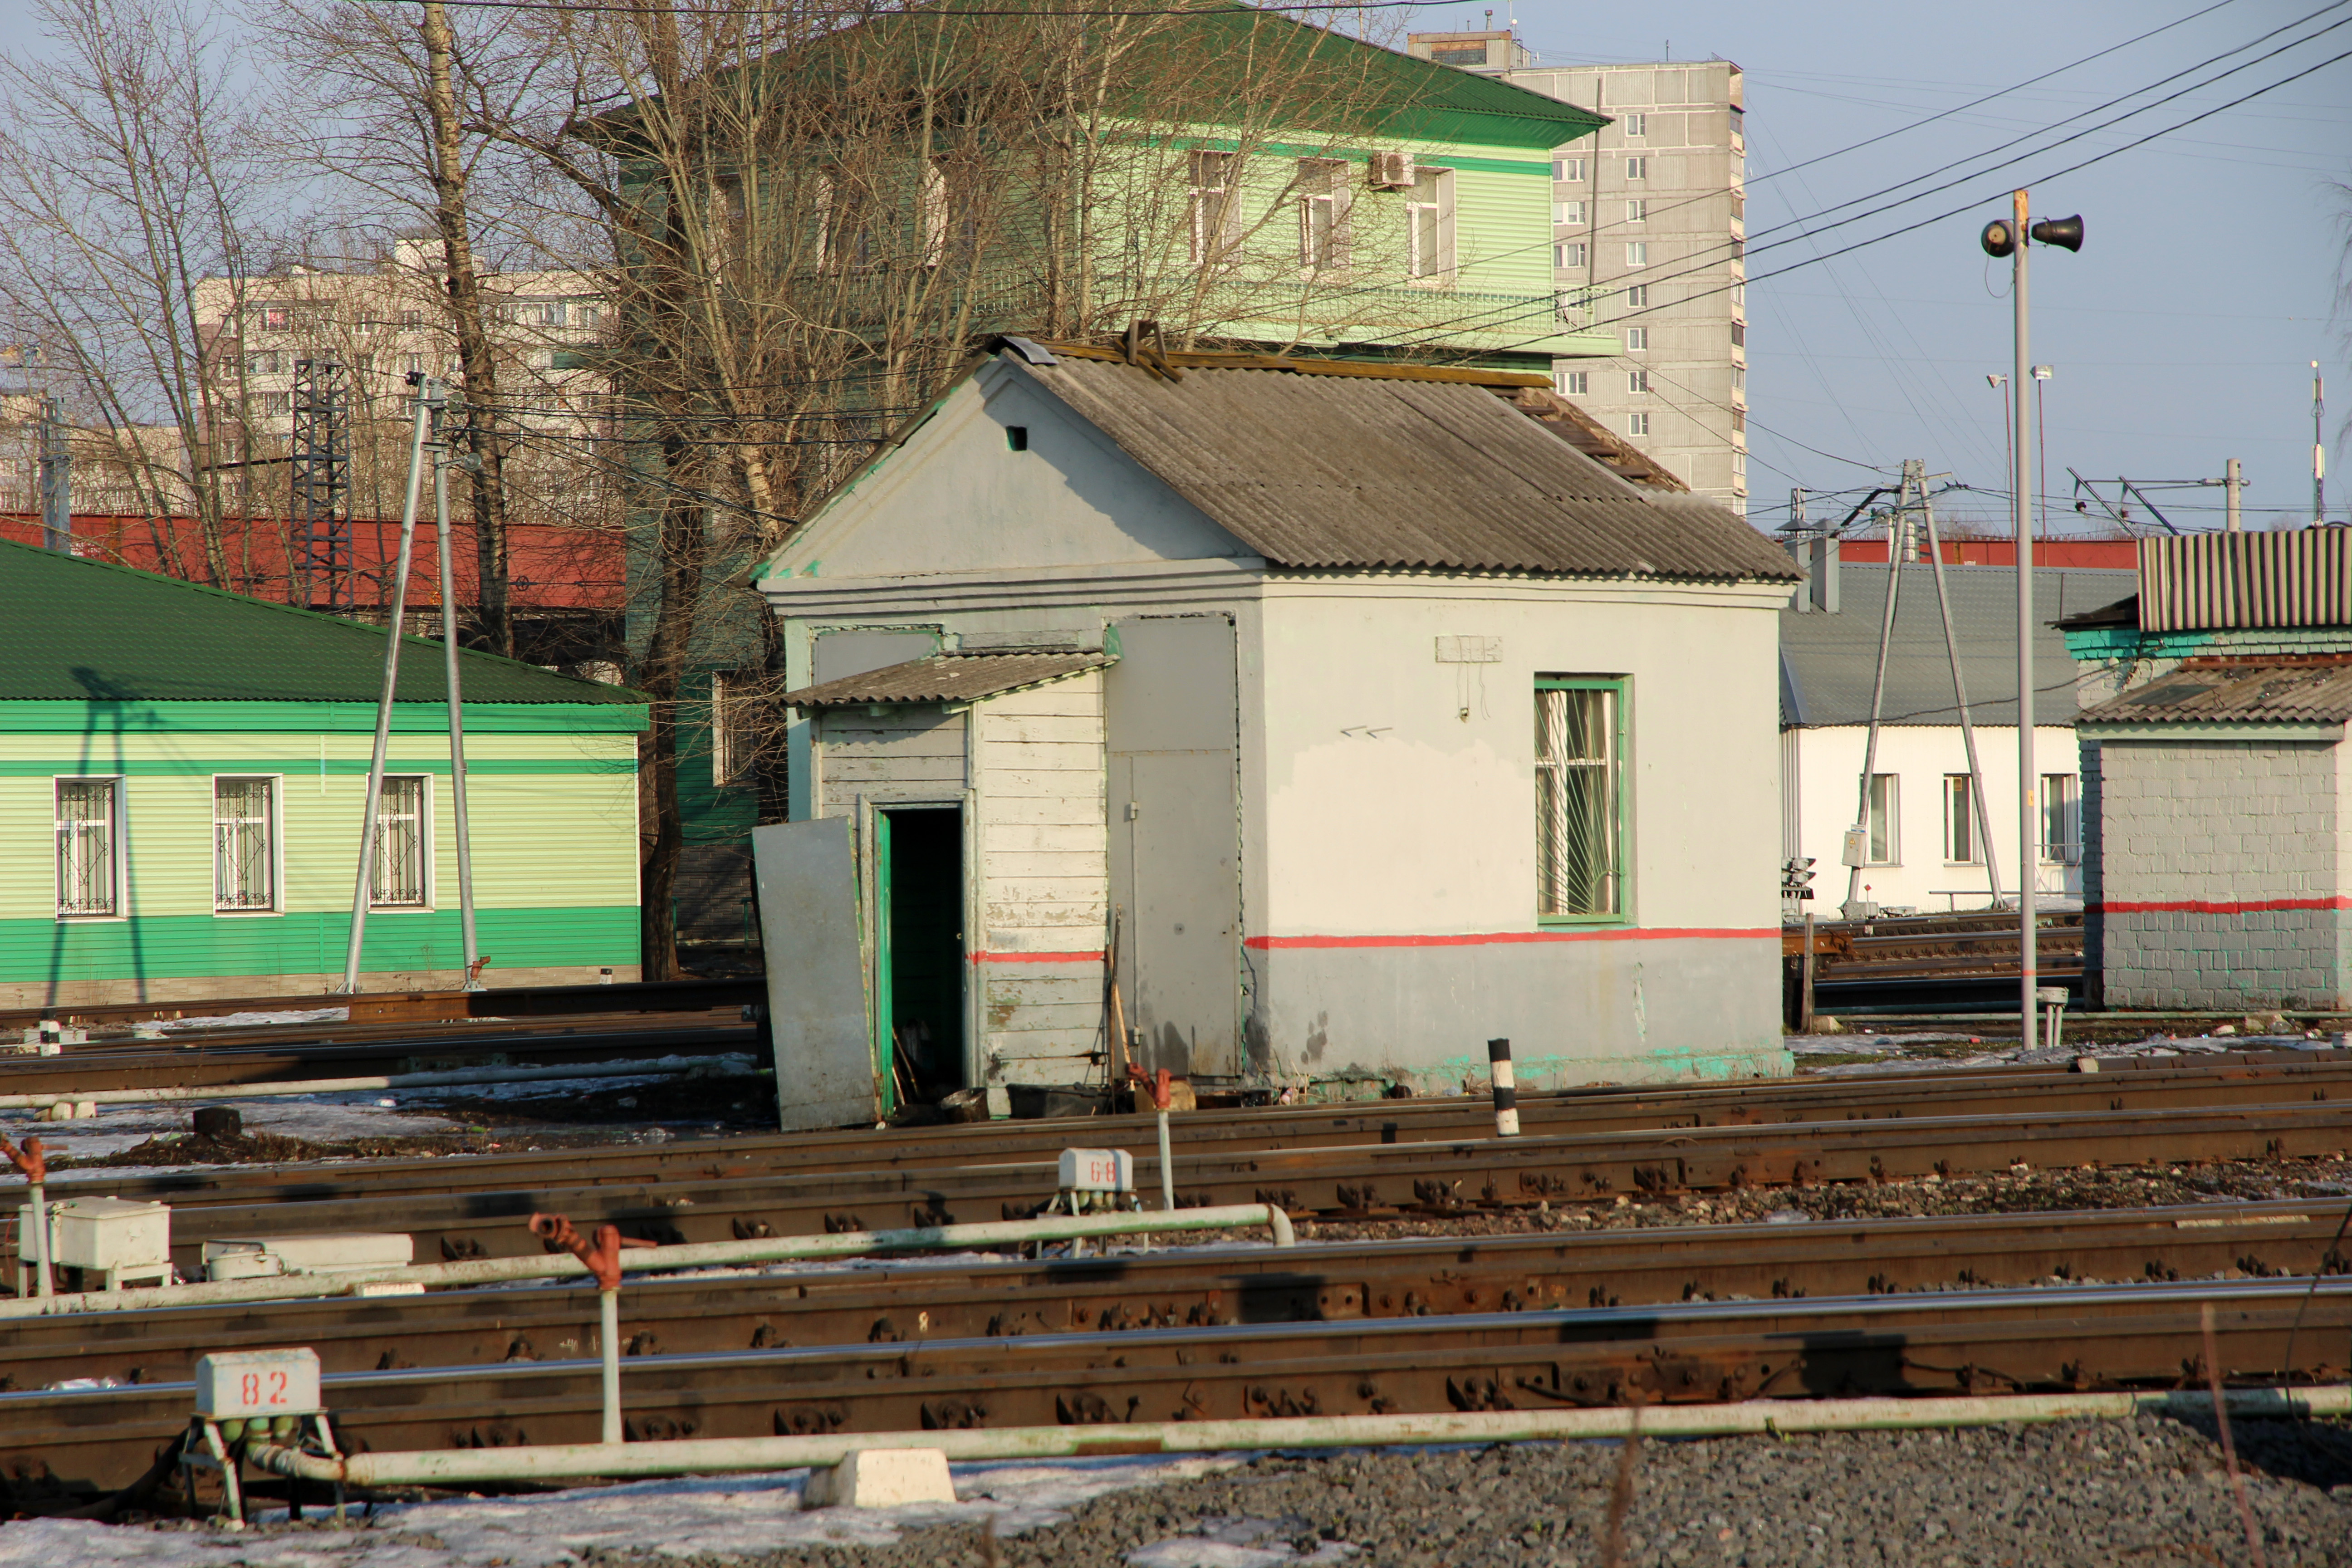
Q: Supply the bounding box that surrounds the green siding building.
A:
[0,540,646,1009]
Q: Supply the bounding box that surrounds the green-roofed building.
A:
[0,539,647,1009]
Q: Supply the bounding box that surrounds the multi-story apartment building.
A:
[1407,34,1748,508]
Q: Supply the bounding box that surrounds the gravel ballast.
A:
[618,1414,2352,1567]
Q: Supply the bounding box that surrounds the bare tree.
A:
[0,0,293,587]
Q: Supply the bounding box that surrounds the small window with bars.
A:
[55,778,118,917]
[214,776,277,911]
[371,775,430,908]
[1535,679,1627,921]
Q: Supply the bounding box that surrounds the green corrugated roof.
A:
[0,539,643,706]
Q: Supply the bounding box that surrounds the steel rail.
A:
[9,1277,2348,1505]
[63,1098,2352,1279]
[34,1056,2352,1215]
[0,1199,2343,1392]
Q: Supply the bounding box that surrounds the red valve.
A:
[0,1136,48,1184]
[1126,1064,1173,1111]
[527,1212,652,1291]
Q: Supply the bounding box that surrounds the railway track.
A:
[9,1274,2347,1505]
[36,1096,2347,1279]
[0,1014,760,1098]
[36,1053,2352,1209]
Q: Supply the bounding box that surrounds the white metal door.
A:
[752,816,878,1131]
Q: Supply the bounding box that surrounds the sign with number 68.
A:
[194,1348,323,1418]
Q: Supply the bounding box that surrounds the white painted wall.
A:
[1783,723,2084,915]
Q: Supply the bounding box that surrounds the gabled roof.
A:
[0,539,642,706]
[2076,658,2352,728]
[989,349,1795,583]
[782,651,1111,710]
[1779,564,2136,728]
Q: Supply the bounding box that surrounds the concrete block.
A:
[802,1447,956,1509]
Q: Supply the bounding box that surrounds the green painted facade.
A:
[0,540,647,1006]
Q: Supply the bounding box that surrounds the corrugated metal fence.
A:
[2138,529,2352,632]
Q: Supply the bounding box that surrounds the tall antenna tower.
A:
[290,358,353,612]
[35,395,70,553]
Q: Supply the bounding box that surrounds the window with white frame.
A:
[1625,156,1648,181]
[1554,242,1585,269]
[1628,368,1650,394]
[1622,112,1647,137]
[1557,369,1589,396]
[259,306,289,331]
[1623,283,1649,309]
[711,672,767,788]
[2042,773,2081,864]
[1295,159,1351,272]
[214,776,277,911]
[1625,241,1649,267]
[1626,198,1647,225]
[1188,151,1240,268]
[371,775,429,907]
[1554,157,1585,181]
[1554,200,1584,225]
[55,778,118,917]
[1864,773,1900,864]
[1624,326,1648,352]
[1627,411,1650,436]
[1406,167,1454,279]
[1535,679,1625,920]
[1942,774,1981,864]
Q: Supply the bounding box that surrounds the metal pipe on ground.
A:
[0,1203,1297,1320]
[0,1057,735,1113]
[245,1385,2352,1489]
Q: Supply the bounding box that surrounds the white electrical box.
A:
[194,1348,323,1419]
[203,1233,413,1282]
[1058,1148,1134,1193]
[20,1197,171,1290]
[1840,826,1870,868]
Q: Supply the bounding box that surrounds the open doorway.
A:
[875,805,965,1107]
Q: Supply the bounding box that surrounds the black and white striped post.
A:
[1487,1038,1519,1137]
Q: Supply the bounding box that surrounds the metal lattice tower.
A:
[290,358,353,612]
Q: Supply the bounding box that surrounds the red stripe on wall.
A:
[2095,897,2352,915]
[969,950,1105,965]
[1244,928,1777,951]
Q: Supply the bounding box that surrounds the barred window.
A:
[55,779,118,917]
[372,775,429,907]
[214,777,277,911]
[1535,681,1625,920]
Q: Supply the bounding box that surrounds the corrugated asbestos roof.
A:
[1779,564,2137,729]
[2075,660,2352,726]
[0,537,642,705]
[1012,356,1799,583]
[783,651,1111,709]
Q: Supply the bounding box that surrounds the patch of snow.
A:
[1128,1515,1356,1567]
[0,1453,1249,1567]
[10,1098,467,1165]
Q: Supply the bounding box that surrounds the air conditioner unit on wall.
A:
[1367,151,1415,190]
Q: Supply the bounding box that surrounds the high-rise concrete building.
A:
[1406,34,1747,509]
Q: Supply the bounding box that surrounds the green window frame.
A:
[1535,676,1628,924]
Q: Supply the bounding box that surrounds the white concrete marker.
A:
[1487,1037,1519,1137]
[802,1447,956,1508]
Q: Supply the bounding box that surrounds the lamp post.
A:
[1980,193,2082,1044]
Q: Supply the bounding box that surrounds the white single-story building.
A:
[750,338,1801,1127]
[1778,562,2136,916]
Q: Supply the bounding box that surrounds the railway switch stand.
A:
[183,1347,339,1526]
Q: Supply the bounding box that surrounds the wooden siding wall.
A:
[0,719,641,1004]
[814,708,968,819]
[971,674,1109,1093]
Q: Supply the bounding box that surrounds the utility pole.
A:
[291,358,353,612]
[2225,457,2244,533]
[35,396,69,553]
[2317,363,2328,526]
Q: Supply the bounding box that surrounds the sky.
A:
[1488,0,2352,532]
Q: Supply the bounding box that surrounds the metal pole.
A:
[2226,457,2243,533]
[1156,1109,1176,1211]
[2317,363,2328,526]
[598,1289,622,1446]
[342,379,440,993]
[1798,911,1816,1034]
[2013,189,2038,1039]
[1916,463,2004,909]
[36,397,70,554]
[434,419,482,989]
[1842,498,1905,914]
[26,1180,49,1298]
